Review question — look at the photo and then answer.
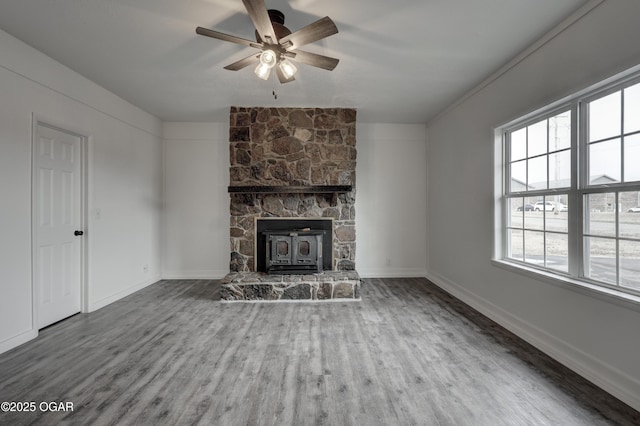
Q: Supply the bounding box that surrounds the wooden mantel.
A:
[228,185,352,194]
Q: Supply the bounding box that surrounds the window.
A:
[506,110,571,273]
[501,70,640,297]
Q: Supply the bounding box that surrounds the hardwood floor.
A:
[0,278,638,425]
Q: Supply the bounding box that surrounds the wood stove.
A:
[264,230,323,274]
[256,218,333,274]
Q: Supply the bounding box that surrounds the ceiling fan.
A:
[196,0,339,83]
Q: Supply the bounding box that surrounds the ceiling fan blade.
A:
[279,17,338,49]
[224,54,260,71]
[289,50,339,71]
[275,67,295,84]
[196,27,261,49]
[242,0,277,43]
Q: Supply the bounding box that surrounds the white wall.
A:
[162,122,230,278]
[161,121,428,279]
[0,29,163,353]
[427,0,640,410]
[356,123,428,277]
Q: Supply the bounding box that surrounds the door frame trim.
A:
[31,116,89,331]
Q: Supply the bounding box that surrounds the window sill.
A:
[491,259,640,312]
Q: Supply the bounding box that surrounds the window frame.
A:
[503,103,577,278]
[497,67,640,300]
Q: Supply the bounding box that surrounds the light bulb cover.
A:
[259,50,277,68]
[254,62,271,80]
[278,59,297,79]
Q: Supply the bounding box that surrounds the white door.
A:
[34,123,83,328]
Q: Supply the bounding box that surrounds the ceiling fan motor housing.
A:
[255,9,291,43]
[267,9,285,25]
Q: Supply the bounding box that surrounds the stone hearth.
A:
[220,271,361,301]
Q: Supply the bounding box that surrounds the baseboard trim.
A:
[162,270,429,280]
[161,270,228,280]
[358,268,428,279]
[425,271,640,412]
[0,328,38,355]
[88,275,161,312]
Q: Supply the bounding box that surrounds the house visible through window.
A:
[501,70,640,297]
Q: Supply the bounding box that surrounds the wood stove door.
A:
[292,235,319,266]
[269,236,292,266]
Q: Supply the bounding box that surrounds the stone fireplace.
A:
[221,106,361,301]
[228,107,357,272]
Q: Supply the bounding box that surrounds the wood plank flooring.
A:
[0,278,638,425]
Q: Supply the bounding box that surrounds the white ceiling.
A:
[0,0,589,123]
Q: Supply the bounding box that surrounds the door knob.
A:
[74,230,84,236]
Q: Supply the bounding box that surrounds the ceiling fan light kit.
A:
[254,48,278,80]
[259,49,277,67]
[254,62,272,80]
[278,59,297,80]
[196,0,339,84]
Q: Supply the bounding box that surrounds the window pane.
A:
[624,81,640,134]
[585,193,616,236]
[524,205,544,231]
[549,110,571,151]
[528,156,547,190]
[546,233,568,273]
[528,120,548,157]
[584,237,616,285]
[510,160,527,191]
[526,196,539,207]
[524,230,544,265]
[620,240,640,291]
[620,191,640,239]
[545,205,567,232]
[589,91,621,142]
[530,196,556,212]
[589,139,621,184]
[554,194,569,214]
[508,229,523,261]
[548,150,571,188]
[510,128,527,161]
[509,198,524,228]
[623,134,640,182]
